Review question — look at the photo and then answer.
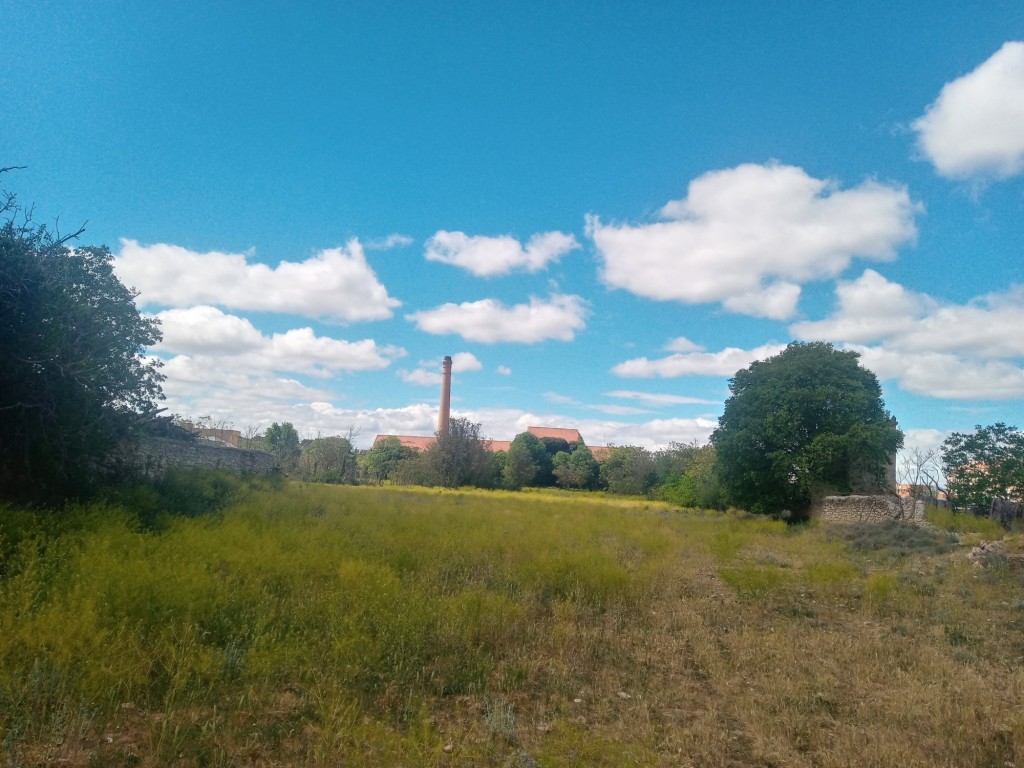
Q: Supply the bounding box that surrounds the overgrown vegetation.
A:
[0,173,164,502]
[2,481,1021,766]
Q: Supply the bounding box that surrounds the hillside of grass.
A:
[1,482,1022,767]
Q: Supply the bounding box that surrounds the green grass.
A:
[926,504,1007,538]
[1,482,1023,766]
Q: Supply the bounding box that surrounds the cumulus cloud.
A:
[407,294,588,343]
[398,368,444,386]
[496,365,512,376]
[156,394,719,451]
[792,271,1024,398]
[153,306,405,377]
[456,407,718,450]
[397,352,484,386]
[588,163,919,319]
[605,390,719,406]
[913,42,1024,179]
[115,239,401,321]
[425,230,580,276]
[612,340,787,379]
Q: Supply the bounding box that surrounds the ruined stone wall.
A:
[814,495,926,525]
[118,437,278,477]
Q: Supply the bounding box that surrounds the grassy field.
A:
[1,482,1022,767]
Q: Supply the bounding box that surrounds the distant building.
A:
[370,360,612,458]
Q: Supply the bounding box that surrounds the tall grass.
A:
[1,483,1022,766]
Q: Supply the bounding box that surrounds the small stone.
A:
[617,691,631,700]
[443,743,454,753]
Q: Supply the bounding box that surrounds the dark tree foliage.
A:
[712,342,903,519]
[359,436,413,484]
[941,422,1024,513]
[1,178,163,500]
[600,446,657,496]
[424,417,494,488]
[298,435,357,484]
[661,444,722,509]
[503,431,548,489]
[553,444,599,490]
[263,422,300,470]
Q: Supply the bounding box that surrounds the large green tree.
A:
[712,342,903,518]
[263,422,301,470]
[553,443,599,490]
[600,446,657,496]
[1,178,164,500]
[941,422,1024,512]
[298,435,358,484]
[503,431,548,489]
[359,436,414,484]
[423,417,494,488]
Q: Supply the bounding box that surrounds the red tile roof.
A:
[373,434,436,451]
[527,426,582,443]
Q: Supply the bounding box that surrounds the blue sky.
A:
[3,1,1023,457]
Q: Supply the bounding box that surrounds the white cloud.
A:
[588,163,919,319]
[397,352,484,386]
[589,404,652,416]
[901,428,949,456]
[664,337,704,353]
[851,346,1024,400]
[496,365,512,376]
[455,407,718,450]
[913,42,1024,179]
[791,271,1024,399]
[451,352,483,372]
[613,341,787,379]
[115,239,400,321]
[158,395,719,451]
[425,230,580,276]
[407,294,588,343]
[153,306,405,377]
[605,390,719,406]
[398,368,443,386]
[544,392,581,405]
[364,233,414,250]
[154,306,266,354]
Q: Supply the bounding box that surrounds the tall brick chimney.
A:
[437,355,452,436]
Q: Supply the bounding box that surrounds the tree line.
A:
[3,171,1021,520]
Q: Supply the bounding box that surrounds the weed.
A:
[2,485,1023,766]
[828,520,956,559]
[927,505,1005,538]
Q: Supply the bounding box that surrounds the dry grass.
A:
[1,483,1022,766]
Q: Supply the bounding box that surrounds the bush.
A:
[827,521,955,558]
[926,505,1005,538]
[104,468,278,524]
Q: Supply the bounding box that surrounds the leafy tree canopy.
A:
[263,422,300,470]
[424,417,494,488]
[600,446,657,496]
[503,432,548,489]
[553,444,599,490]
[712,342,903,518]
[1,175,164,500]
[359,436,413,484]
[941,422,1024,512]
[298,435,357,484]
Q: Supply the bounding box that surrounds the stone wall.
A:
[118,437,278,477]
[813,494,926,525]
